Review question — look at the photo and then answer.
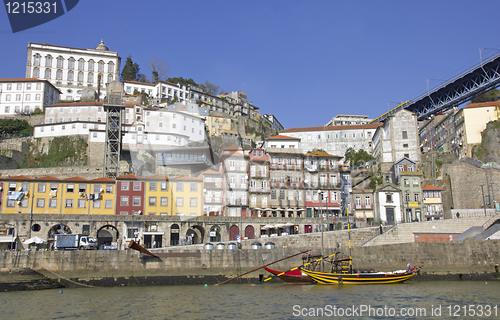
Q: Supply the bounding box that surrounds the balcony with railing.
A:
[354,203,373,210]
[227,199,248,206]
[204,182,223,189]
[248,186,271,193]
[204,197,222,203]
[270,181,304,188]
[249,171,269,178]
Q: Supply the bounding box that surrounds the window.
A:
[106,185,113,193]
[65,199,73,208]
[176,182,184,191]
[78,199,86,208]
[5,94,10,101]
[121,196,129,206]
[149,182,157,191]
[161,182,168,191]
[105,199,113,209]
[66,184,74,193]
[121,182,130,191]
[176,197,184,207]
[37,183,46,193]
[190,198,197,207]
[386,194,392,202]
[413,178,419,186]
[49,199,57,208]
[404,179,409,186]
[365,196,371,205]
[36,199,45,208]
[149,197,156,206]
[271,190,277,200]
[93,184,101,193]
[133,182,141,191]
[403,143,409,148]
[402,131,408,139]
[133,196,141,206]
[160,197,168,206]
[414,193,419,202]
[190,183,197,192]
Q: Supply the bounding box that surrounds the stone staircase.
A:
[362,217,491,247]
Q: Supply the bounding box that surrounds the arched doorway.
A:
[209,225,221,242]
[229,225,239,241]
[170,224,180,246]
[48,224,71,239]
[97,225,119,248]
[245,225,255,239]
[186,225,205,244]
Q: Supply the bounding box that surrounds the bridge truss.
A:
[372,52,500,123]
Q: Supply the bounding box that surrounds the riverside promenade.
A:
[1,217,499,290]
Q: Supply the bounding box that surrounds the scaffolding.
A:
[103,92,124,179]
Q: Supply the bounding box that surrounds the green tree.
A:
[0,119,33,134]
[351,149,375,167]
[343,147,356,164]
[167,77,198,86]
[121,55,145,82]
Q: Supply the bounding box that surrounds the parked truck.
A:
[54,234,97,250]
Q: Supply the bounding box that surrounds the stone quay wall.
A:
[1,239,499,285]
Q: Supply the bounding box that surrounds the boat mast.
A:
[347,207,352,273]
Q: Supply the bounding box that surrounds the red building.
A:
[115,174,145,215]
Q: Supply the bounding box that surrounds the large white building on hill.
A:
[25,40,121,102]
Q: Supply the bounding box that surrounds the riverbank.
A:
[1,239,499,291]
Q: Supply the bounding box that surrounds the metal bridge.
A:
[371,52,500,123]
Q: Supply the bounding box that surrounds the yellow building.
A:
[207,115,233,136]
[1,175,34,214]
[170,176,202,216]
[58,177,116,215]
[142,175,171,216]
[88,177,116,215]
[454,101,500,158]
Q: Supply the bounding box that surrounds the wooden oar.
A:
[128,239,160,258]
[250,250,342,286]
[214,249,311,286]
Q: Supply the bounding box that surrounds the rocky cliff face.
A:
[473,120,500,163]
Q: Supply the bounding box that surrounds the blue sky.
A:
[2,0,500,129]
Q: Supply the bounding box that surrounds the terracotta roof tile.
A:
[89,177,116,183]
[116,174,142,180]
[34,176,62,181]
[267,135,300,140]
[62,176,88,182]
[422,184,443,190]
[2,175,33,180]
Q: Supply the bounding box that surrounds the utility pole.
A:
[481,185,487,216]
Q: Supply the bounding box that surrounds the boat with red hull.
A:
[264,266,313,284]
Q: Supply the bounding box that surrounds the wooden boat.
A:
[264,254,352,284]
[299,265,421,285]
[264,266,313,284]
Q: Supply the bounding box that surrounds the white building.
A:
[34,102,205,150]
[279,123,381,161]
[264,135,301,149]
[372,109,421,172]
[0,78,60,116]
[325,114,372,126]
[123,80,191,105]
[25,40,121,101]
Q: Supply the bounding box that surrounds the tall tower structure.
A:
[103,92,125,179]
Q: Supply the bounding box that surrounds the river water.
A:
[1,280,499,319]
